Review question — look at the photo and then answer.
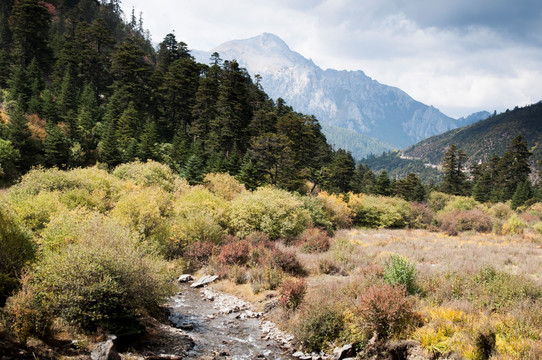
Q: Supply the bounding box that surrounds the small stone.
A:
[178,274,192,283]
[179,323,194,331]
[293,351,305,358]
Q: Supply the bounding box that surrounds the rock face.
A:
[194,33,485,152]
[90,340,121,360]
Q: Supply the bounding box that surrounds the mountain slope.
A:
[195,33,483,152]
[402,102,542,165]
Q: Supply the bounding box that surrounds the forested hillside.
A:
[402,102,542,166]
[0,0,350,192]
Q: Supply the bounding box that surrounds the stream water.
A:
[168,283,296,359]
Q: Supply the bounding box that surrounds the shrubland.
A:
[2,162,542,359]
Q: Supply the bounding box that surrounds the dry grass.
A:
[339,228,542,283]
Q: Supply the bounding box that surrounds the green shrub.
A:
[302,196,334,232]
[441,196,482,213]
[8,216,174,336]
[173,186,229,225]
[296,303,345,352]
[473,265,542,310]
[0,204,35,306]
[8,190,66,233]
[110,185,172,238]
[489,202,513,220]
[428,191,453,212]
[532,221,542,235]
[227,186,311,239]
[169,209,225,253]
[502,214,526,235]
[112,160,178,192]
[249,265,284,293]
[348,194,411,229]
[39,208,94,253]
[383,255,418,295]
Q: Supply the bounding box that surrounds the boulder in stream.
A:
[190,275,219,288]
[178,274,192,283]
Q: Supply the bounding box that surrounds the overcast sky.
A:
[121,0,542,118]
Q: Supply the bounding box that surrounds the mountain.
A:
[194,33,484,154]
[401,102,542,166]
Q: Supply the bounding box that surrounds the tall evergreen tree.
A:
[140,118,159,161]
[44,121,70,168]
[440,144,468,196]
[511,180,534,210]
[9,0,52,68]
[322,149,356,193]
[375,170,392,196]
[496,135,532,201]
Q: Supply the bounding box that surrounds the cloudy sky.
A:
[121,0,542,118]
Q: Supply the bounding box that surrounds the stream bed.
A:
[168,282,296,359]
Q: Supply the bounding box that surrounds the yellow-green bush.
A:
[227,186,311,239]
[173,186,229,225]
[112,160,178,192]
[347,194,411,228]
[502,214,526,235]
[7,215,174,337]
[169,210,225,252]
[525,202,542,219]
[428,191,453,212]
[489,202,513,220]
[111,185,172,239]
[39,208,96,253]
[316,191,352,229]
[441,196,482,213]
[0,203,35,306]
[8,190,66,233]
[203,172,246,201]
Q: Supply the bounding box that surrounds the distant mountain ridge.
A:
[401,102,542,166]
[194,33,489,157]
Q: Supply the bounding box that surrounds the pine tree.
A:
[375,170,392,196]
[440,144,468,195]
[9,0,52,68]
[472,171,492,203]
[7,105,41,171]
[322,149,356,193]
[496,135,532,201]
[225,142,241,175]
[56,66,78,120]
[237,153,263,190]
[511,180,534,210]
[395,173,425,202]
[140,118,159,161]
[26,57,43,114]
[7,64,29,109]
[116,101,139,145]
[44,121,69,168]
[181,154,205,185]
[98,116,120,167]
